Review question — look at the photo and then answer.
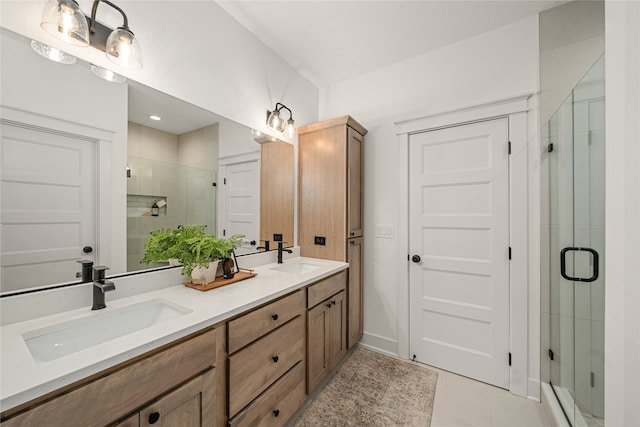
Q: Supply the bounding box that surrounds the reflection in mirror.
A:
[0,28,295,295]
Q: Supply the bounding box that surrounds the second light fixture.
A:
[266,103,296,138]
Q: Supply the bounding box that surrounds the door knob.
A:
[411,255,421,263]
[83,246,93,254]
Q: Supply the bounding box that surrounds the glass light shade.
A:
[40,0,89,47]
[91,64,126,83]
[267,110,284,132]
[283,118,296,138]
[30,40,76,64]
[106,28,143,69]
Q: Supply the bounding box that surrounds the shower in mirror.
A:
[547,55,605,427]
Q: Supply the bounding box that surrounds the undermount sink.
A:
[271,261,323,275]
[22,299,192,363]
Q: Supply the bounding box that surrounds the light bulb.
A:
[40,0,89,47]
[267,110,283,131]
[283,119,296,138]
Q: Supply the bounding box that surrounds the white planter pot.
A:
[190,260,219,284]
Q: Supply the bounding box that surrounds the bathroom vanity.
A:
[0,256,349,427]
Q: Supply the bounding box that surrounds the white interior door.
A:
[1,122,96,292]
[220,159,260,254]
[408,118,510,389]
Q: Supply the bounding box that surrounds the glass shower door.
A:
[549,55,605,427]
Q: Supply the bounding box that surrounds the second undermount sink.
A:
[22,299,192,363]
[271,261,324,275]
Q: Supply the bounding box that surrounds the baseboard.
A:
[360,332,397,356]
[528,378,541,401]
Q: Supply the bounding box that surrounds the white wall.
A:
[0,0,319,142]
[320,15,540,394]
[604,1,640,425]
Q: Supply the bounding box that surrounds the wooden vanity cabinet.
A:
[1,328,219,427]
[226,290,306,427]
[298,116,366,352]
[306,271,348,393]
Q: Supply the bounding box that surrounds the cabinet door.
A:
[347,127,364,238]
[140,369,215,427]
[347,237,363,349]
[307,302,329,393]
[327,290,347,370]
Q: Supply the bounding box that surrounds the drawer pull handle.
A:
[273,409,280,417]
[272,314,279,321]
[149,412,160,424]
[272,355,279,363]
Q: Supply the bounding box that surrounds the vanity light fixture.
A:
[39,0,143,69]
[40,0,90,46]
[91,64,126,83]
[30,39,77,64]
[266,103,296,138]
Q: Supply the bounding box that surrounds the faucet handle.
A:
[93,265,110,282]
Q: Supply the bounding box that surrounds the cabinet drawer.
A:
[228,316,304,417]
[307,270,347,308]
[228,290,304,353]
[2,329,217,427]
[228,362,306,427]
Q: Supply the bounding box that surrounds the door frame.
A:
[0,106,118,274]
[395,95,538,398]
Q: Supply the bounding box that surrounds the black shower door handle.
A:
[560,247,599,282]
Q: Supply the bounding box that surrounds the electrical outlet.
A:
[314,236,326,246]
[273,233,283,242]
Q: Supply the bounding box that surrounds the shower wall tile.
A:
[591,320,605,418]
[549,133,574,227]
[589,130,606,227]
[574,317,593,414]
[559,313,575,391]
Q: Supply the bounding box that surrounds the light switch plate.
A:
[376,224,394,238]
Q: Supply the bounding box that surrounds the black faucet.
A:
[92,266,115,310]
[277,242,293,264]
[257,240,270,252]
[76,260,94,282]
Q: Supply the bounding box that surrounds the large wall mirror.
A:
[0,28,295,295]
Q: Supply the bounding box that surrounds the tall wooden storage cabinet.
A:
[298,115,367,349]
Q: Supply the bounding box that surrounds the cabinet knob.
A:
[148,412,160,424]
[272,355,279,363]
[273,409,280,417]
[326,303,332,308]
[272,314,279,321]
[350,232,355,236]
[331,300,336,305]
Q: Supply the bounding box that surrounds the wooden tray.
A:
[184,269,257,291]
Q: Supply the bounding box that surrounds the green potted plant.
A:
[141,224,244,283]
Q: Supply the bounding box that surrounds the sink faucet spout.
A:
[277,242,293,264]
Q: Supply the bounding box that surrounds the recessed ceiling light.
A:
[149,115,162,121]
[30,40,76,64]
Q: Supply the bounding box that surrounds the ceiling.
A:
[218,0,568,87]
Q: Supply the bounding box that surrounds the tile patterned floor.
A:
[430,367,553,427]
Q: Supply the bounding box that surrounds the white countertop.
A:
[0,257,348,412]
